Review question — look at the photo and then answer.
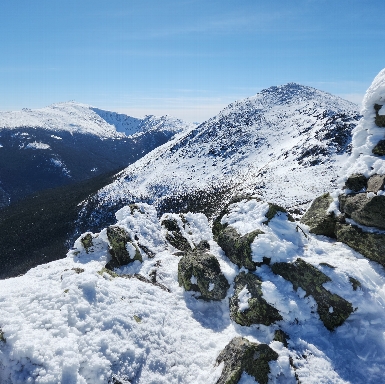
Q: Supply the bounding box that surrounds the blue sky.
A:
[1,0,384,122]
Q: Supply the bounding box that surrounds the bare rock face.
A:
[372,140,385,156]
[336,223,385,267]
[339,194,385,230]
[229,272,282,326]
[344,174,367,192]
[178,241,229,301]
[161,217,193,253]
[217,226,264,271]
[215,337,278,384]
[374,104,385,127]
[300,193,337,238]
[106,226,142,269]
[271,258,353,331]
[367,174,385,193]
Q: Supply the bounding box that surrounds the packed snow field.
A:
[1,201,385,383]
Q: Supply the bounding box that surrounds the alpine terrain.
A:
[3,71,385,384]
[77,83,360,235]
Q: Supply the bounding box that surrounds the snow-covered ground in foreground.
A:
[1,201,385,383]
[0,102,193,138]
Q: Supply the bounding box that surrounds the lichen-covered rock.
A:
[336,223,385,267]
[300,193,337,238]
[106,226,142,269]
[344,173,367,192]
[80,233,93,253]
[339,193,385,230]
[229,272,282,326]
[367,174,385,193]
[212,195,254,240]
[178,243,229,300]
[215,337,278,384]
[273,329,289,347]
[372,139,385,156]
[349,276,361,291]
[265,203,295,223]
[217,226,263,271]
[271,258,353,331]
[374,103,385,127]
[161,217,193,253]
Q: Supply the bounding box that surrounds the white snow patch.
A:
[238,285,252,312]
[25,141,50,150]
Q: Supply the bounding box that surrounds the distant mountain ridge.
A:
[0,101,193,138]
[77,83,360,233]
[0,102,193,206]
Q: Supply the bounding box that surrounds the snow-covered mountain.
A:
[0,102,192,138]
[0,102,193,206]
[77,84,360,232]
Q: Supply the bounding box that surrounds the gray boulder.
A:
[178,242,229,300]
[80,233,93,253]
[344,174,367,192]
[271,258,353,331]
[215,337,278,384]
[372,139,385,156]
[367,174,385,193]
[106,226,142,269]
[265,203,295,223]
[161,217,193,253]
[336,223,385,268]
[217,226,263,271]
[339,193,385,230]
[229,272,282,326]
[374,104,385,127]
[300,193,337,238]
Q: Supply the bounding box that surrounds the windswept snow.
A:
[1,200,385,383]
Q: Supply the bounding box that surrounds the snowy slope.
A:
[1,201,385,383]
[0,102,193,138]
[79,84,359,229]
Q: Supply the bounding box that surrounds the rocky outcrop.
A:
[229,272,282,326]
[273,329,289,347]
[80,233,93,253]
[215,337,278,384]
[344,174,367,192]
[161,217,193,253]
[217,226,263,271]
[106,226,142,269]
[271,258,353,331]
[339,194,385,230]
[372,140,385,156]
[367,174,385,193]
[178,241,229,300]
[265,203,295,223]
[374,104,385,127]
[300,193,337,237]
[335,223,385,267]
